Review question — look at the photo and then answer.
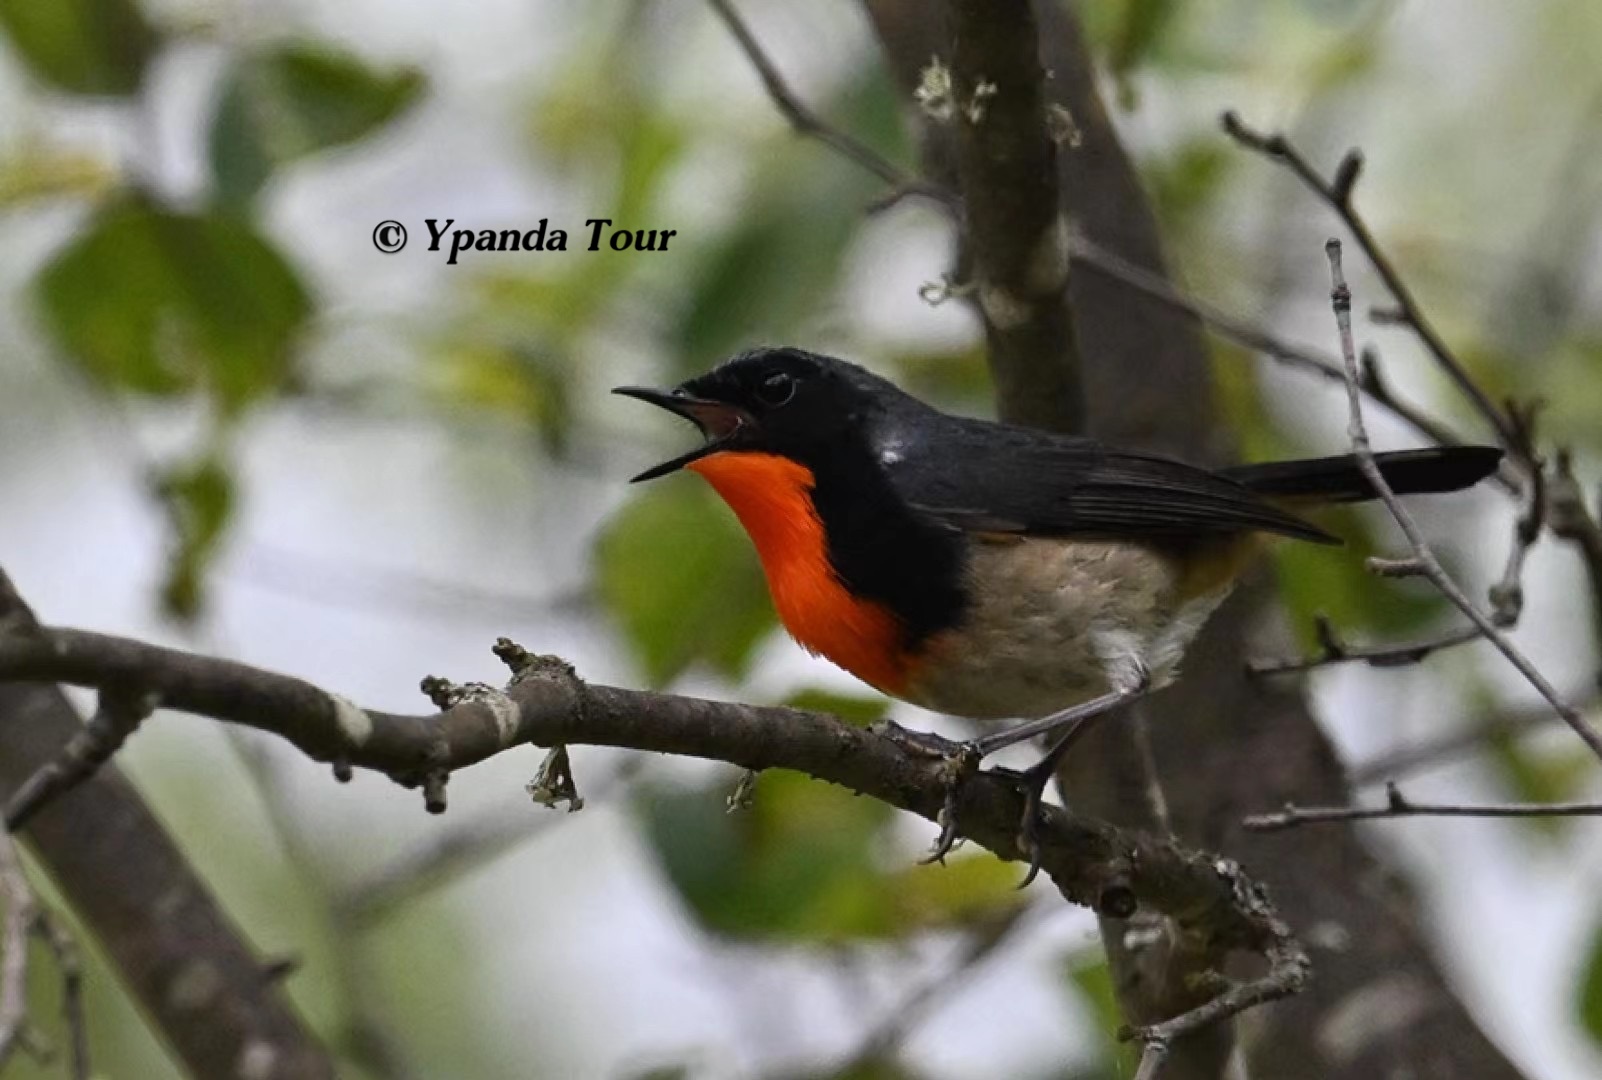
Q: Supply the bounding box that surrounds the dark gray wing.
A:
[880,417,1339,544]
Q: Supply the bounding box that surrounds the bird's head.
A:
[614,346,910,482]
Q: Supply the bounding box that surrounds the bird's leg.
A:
[983,673,1152,885]
[894,672,1151,871]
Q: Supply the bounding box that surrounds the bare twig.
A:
[705,0,949,207]
[1322,238,1602,763]
[4,686,155,830]
[1223,112,1520,450]
[1120,935,1310,1069]
[1246,615,1484,677]
[1134,1041,1170,1080]
[1246,781,1602,832]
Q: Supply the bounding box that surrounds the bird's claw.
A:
[916,739,983,864]
[984,758,1056,888]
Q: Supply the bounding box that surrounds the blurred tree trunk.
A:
[862,2,1527,1076]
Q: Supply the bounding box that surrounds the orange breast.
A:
[688,451,912,695]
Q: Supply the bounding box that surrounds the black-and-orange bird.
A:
[616,347,1500,858]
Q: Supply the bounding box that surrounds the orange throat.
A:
[688,451,912,696]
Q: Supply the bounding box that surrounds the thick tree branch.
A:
[0,622,1309,1042]
[940,0,1084,433]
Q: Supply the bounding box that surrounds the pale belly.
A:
[903,537,1229,721]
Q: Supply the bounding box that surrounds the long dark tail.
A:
[1223,446,1503,503]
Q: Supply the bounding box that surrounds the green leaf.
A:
[153,455,234,620]
[595,483,774,684]
[36,194,312,411]
[210,43,425,204]
[0,0,156,96]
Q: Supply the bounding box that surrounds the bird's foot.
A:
[874,722,984,864]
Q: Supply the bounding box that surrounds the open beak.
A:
[612,385,752,482]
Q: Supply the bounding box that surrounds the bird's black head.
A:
[614,347,914,481]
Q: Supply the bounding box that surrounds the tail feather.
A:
[1224,446,1502,503]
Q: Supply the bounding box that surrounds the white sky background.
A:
[2,0,1602,1077]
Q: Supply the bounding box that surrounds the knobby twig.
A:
[0,624,1308,1040]
[5,687,155,830]
[1246,781,1602,832]
[1320,238,1602,764]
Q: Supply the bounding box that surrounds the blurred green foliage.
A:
[0,0,155,96]
[210,43,425,205]
[639,769,1022,942]
[596,483,774,685]
[38,195,311,408]
[7,2,422,620]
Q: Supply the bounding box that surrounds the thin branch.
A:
[705,0,949,207]
[1246,781,1602,832]
[1246,615,1484,677]
[1222,112,1520,450]
[1134,1041,1170,1080]
[1321,238,1602,763]
[5,687,154,830]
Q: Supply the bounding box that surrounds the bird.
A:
[615,346,1502,868]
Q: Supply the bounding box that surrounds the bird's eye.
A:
[756,370,796,407]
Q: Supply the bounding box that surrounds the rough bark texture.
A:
[863,1,1527,1076]
[0,577,335,1080]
